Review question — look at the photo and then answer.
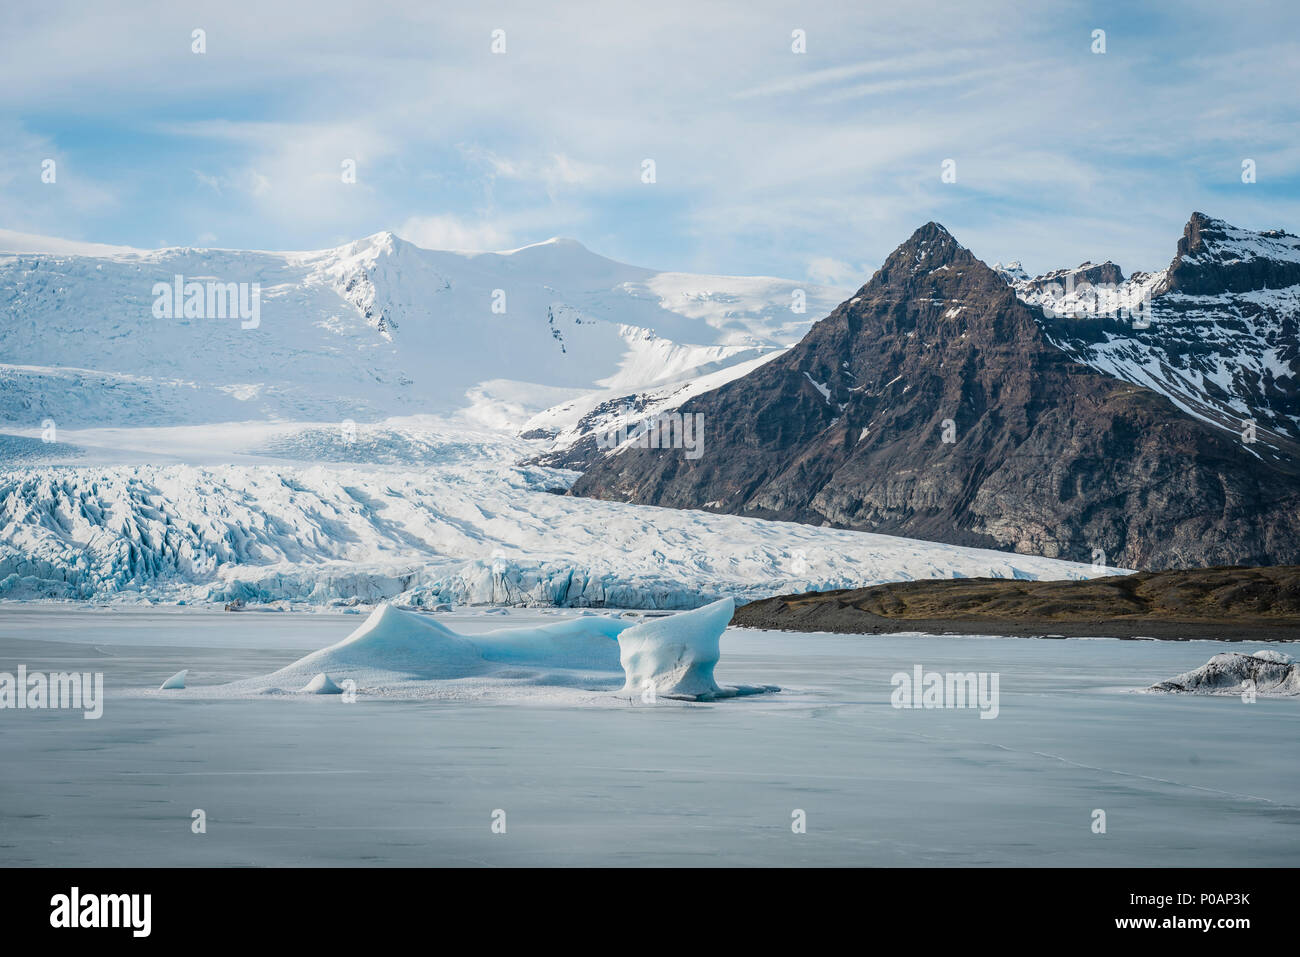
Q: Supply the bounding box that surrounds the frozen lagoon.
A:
[1,605,1297,866]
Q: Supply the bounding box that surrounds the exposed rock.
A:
[1030,212,1300,451]
[571,222,1300,569]
[730,565,1300,640]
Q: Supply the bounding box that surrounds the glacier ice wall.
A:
[0,463,1122,608]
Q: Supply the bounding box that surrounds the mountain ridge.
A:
[569,214,1300,569]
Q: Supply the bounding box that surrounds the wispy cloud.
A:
[396,214,512,251]
[3,0,1299,280]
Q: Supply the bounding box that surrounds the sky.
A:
[2,0,1299,283]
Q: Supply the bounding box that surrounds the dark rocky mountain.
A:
[1000,259,1126,293]
[569,220,1300,570]
[1017,213,1300,455]
[1164,213,1300,295]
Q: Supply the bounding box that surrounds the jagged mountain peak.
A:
[571,216,1300,570]
[878,221,969,274]
[847,221,1032,347]
[993,260,1029,282]
[1016,260,1127,291]
[1166,212,1300,295]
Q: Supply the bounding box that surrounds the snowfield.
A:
[0,229,846,436]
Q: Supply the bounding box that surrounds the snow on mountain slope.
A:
[0,230,845,432]
[0,461,1122,607]
[521,348,788,469]
[1003,213,1300,465]
[0,226,1118,609]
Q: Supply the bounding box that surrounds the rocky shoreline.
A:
[730,566,1300,641]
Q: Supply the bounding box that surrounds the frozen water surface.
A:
[1,605,1297,866]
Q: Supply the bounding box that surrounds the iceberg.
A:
[1148,649,1300,696]
[617,597,778,701]
[153,601,776,703]
[300,673,344,695]
[282,603,631,679]
[189,604,635,700]
[159,669,187,690]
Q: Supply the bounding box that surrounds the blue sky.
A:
[3,0,1299,282]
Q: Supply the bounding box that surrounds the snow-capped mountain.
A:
[570,220,1300,570]
[0,226,1120,607]
[0,229,846,433]
[1005,213,1300,464]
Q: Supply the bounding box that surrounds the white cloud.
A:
[396,214,511,251]
[806,256,864,286]
[2,1,1299,276]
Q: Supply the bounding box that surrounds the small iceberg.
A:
[617,597,779,701]
[164,602,777,704]
[159,669,187,690]
[300,673,343,695]
[201,604,630,698]
[1148,649,1300,696]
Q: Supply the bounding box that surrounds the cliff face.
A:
[570,222,1300,570]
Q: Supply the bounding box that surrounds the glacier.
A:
[0,461,1122,608]
[0,228,1129,610]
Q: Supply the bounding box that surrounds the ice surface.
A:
[5,607,1297,867]
[1148,649,1300,696]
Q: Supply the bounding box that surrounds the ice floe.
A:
[618,598,778,700]
[151,602,776,704]
[1148,649,1300,696]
